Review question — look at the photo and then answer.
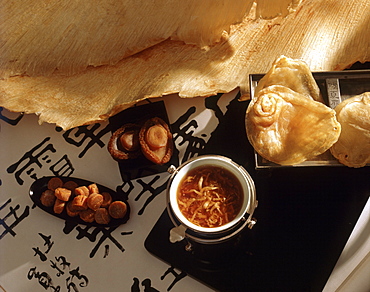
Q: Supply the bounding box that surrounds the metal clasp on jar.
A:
[247,218,257,229]
[167,165,177,174]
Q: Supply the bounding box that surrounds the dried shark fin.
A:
[0,0,369,130]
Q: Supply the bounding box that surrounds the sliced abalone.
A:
[108,123,141,160]
[139,117,173,165]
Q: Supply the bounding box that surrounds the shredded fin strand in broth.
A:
[177,166,243,228]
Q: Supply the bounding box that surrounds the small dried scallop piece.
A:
[101,192,112,208]
[71,195,88,211]
[63,181,79,192]
[87,193,104,211]
[330,92,370,168]
[66,201,80,217]
[40,189,56,207]
[139,117,173,164]
[53,199,65,214]
[88,183,99,194]
[255,56,324,103]
[95,208,111,225]
[75,186,90,197]
[246,85,341,165]
[47,177,63,191]
[108,201,127,219]
[54,187,72,202]
[80,209,96,223]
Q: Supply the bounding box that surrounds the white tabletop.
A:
[1,89,368,292]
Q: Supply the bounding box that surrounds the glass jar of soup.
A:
[166,155,257,246]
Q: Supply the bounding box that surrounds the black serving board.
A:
[108,101,178,181]
[145,92,370,291]
[30,176,130,227]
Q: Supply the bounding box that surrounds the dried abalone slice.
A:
[108,123,141,160]
[330,92,370,168]
[246,85,341,165]
[255,56,324,103]
[139,117,173,165]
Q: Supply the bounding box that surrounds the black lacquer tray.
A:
[145,91,370,291]
[30,176,130,227]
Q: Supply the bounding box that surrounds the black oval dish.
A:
[30,176,130,227]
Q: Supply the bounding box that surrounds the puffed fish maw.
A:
[254,55,324,103]
[246,85,341,165]
[330,92,370,168]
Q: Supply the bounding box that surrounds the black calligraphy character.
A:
[0,198,30,240]
[0,107,24,125]
[7,137,56,185]
[36,270,52,289]
[131,278,159,292]
[65,224,133,258]
[61,123,111,158]
[131,277,140,292]
[90,227,133,258]
[116,180,134,201]
[171,107,206,162]
[161,266,187,291]
[66,267,89,292]
[50,261,64,277]
[27,267,61,291]
[142,279,160,292]
[50,256,71,277]
[204,93,224,121]
[32,247,48,262]
[103,244,109,258]
[39,233,54,253]
[135,175,167,215]
[49,154,75,177]
[203,92,251,163]
[32,233,54,262]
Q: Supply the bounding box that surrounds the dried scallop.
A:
[246,85,341,165]
[330,92,370,168]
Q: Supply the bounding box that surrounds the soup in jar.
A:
[177,165,243,228]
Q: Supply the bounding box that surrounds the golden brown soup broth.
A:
[177,165,243,228]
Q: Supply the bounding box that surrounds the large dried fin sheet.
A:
[0,0,305,78]
[0,0,254,77]
[0,0,369,130]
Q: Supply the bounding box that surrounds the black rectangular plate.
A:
[144,89,370,291]
[108,101,178,181]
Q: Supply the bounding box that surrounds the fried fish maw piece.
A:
[330,92,370,168]
[255,55,324,103]
[246,85,341,165]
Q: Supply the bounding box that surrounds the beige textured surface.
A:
[0,0,254,77]
[0,0,369,130]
